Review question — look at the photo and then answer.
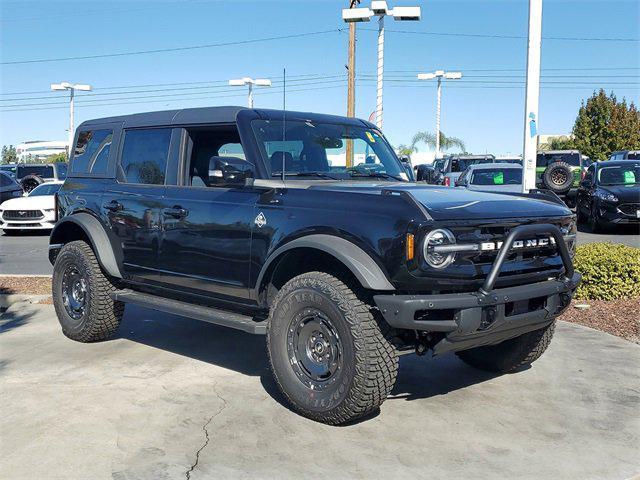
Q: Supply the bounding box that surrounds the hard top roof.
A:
[78,106,373,129]
[466,162,522,170]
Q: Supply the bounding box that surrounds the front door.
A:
[157,125,260,301]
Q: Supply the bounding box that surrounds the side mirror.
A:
[209,156,254,186]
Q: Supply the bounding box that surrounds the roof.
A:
[596,160,640,167]
[445,154,495,160]
[538,150,580,154]
[466,162,522,170]
[79,106,372,129]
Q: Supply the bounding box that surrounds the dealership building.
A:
[15,140,68,162]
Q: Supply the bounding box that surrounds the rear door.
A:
[102,127,174,282]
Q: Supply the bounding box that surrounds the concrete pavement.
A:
[1,302,638,479]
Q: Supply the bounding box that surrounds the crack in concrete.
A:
[184,385,228,480]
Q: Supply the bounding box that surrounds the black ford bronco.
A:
[49,107,580,425]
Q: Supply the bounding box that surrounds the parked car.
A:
[455,163,523,193]
[535,150,590,207]
[432,154,496,186]
[15,162,67,193]
[49,106,580,425]
[0,171,24,204]
[0,164,18,179]
[414,163,435,182]
[576,160,640,231]
[608,150,640,161]
[0,181,63,234]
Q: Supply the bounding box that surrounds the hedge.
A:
[573,243,640,300]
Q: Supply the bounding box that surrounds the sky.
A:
[1,0,638,156]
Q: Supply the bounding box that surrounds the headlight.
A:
[596,191,618,202]
[423,228,456,269]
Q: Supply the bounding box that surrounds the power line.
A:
[0,29,344,65]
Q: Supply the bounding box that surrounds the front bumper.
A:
[374,223,582,355]
[0,211,56,230]
[596,201,640,225]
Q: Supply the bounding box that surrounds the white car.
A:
[0,181,63,233]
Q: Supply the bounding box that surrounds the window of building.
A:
[118,128,172,185]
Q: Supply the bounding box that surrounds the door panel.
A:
[159,186,260,299]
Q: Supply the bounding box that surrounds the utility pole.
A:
[228,77,272,108]
[417,70,462,159]
[342,1,421,130]
[522,0,543,193]
[346,0,359,168]
[51,82,92,155]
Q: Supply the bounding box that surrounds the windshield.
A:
[471,168,522,185]
[29,183,61,196]
[598,164,640,185]
[251,120,406,180]
[537,152,580,167]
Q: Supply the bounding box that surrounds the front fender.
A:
[256,234,395,292]
[49,213,123,278]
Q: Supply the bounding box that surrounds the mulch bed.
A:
[1,276,638,343]
[559,298,640,344]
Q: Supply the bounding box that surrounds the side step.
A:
[112,289,267,335]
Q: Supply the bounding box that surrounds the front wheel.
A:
[52,240,124,342]
[267,272,398,425]
[456,321,555,373]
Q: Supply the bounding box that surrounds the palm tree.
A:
[410,131,466,153]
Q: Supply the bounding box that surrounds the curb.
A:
[0,294,51,309]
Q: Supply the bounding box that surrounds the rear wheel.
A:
[267,272,398,425]
[52,240,124,342]
[456,321,555,373]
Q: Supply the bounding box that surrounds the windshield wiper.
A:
[272,171,340,180]
[349,171,405,182]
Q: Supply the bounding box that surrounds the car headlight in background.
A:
[423,228,456,269]
[596,191,619,202]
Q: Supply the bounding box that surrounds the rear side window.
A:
[71,129,113,175]
[118,128,171,185]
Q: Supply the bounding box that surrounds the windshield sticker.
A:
[365,131,376,143]
[624,170,636,183]
[494,172,504,184]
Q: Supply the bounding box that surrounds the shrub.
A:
[573,243,640,300]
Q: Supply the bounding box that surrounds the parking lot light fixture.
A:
[416,70,462,158]
[50,82,92,156]
[342,1,421,130]
[228,77,272,108]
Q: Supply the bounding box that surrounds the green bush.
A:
[573,243,640,300]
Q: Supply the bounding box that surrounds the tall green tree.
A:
[571,89,640,160]
[1,145,17,164]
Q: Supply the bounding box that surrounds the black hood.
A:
[599,184,640,203]
[308,182,571,221]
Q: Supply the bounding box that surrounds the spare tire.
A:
[20,174,43,193]
[542,162,573,194]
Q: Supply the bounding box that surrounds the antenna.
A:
[281,67,286,183]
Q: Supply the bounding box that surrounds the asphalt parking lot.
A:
[1,225,638,276]
[1,302,638,479]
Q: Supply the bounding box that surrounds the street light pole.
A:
[522,0,543,193]
[417,70,462,159]
[342,1,420,130]
[51,82,92,155]
[228,77,272,107]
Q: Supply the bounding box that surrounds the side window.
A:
[71,129,113,174]
[118,128,171,185]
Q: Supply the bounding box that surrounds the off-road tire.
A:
[267,272,398,425]
[543,162,573,194]
[52,240,124,342]
[456,321,556,373]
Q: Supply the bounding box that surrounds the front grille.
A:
[2,209,43,220]
[618,203,639,216]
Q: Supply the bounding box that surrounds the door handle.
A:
[103,200,123,212]
[163,206,188,219]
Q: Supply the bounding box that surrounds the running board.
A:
[112,289,267,335]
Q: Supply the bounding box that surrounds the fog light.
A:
[423,228,456,269]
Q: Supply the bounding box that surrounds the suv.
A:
[536,150,590,207]
[431,154,496,186]
[16,162,68,193]
[609,150,640,161]
[49,107,580,425]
